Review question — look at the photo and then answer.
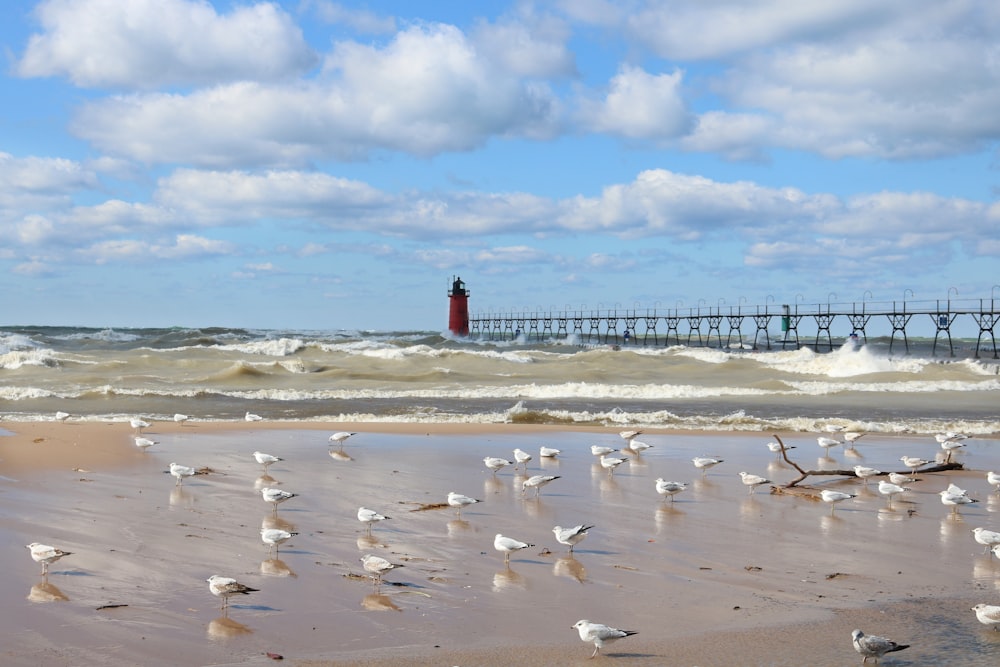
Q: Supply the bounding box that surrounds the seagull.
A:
[521,474,560,497]
[739,471,771,495]
[484,456,514,475]
[843,431,865,447]
[626,439,653,454]
[329,431,356,448]
[494,533,533,564]
[599,454,628,476]
[571,620,638,659]
[207,575,258,611]
[655,479,687,502]
[766,440,795,457]
[260,528,297,554]
[823,424,845,433]
[513,448,532,471]
[935,431,968,444]
[55,411,70,423]
[692,457,723,474]
[878,480,909,509]
[357,507,390,535]
[820,489,857,515]
[552,525,593,553]
[971,603,1000,630]
[447,491,481,516]
[360,554,401,585]
[887,472,917,486]
[261,487,298,512]
[618,430,642,444]
[26,542,72,575]
[591,445,618,457]
[173,413,189,424]
[940,489,977,514]
[972,527,1000,556]
[134,437,157,452]
[851,629,910,664]
[169,462,198,486]
[539,445,561,458]
[253,451,282,471]
[244,411,262,422]
[130,418,150,434]
[939,439,966,462]
[988,471,1000,493]
[853,465,882,485]
[817,436,843,453]
[899,456,931,474]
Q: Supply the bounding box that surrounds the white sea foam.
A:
[0,349,61,369]
[217,337,307,356]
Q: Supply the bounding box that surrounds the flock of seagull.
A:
[22,416,1000,661]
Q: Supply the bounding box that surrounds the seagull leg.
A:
[590,646,599,658]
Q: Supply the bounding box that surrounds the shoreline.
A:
[2,421,999,665]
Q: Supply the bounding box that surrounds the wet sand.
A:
[2,420,1000,666]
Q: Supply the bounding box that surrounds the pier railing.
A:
[468,297,1000,358]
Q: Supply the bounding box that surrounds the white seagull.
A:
[626,439,653,454]
[820,489,857,515]
[539,445,561,458]
[253,451,282,471]
[887,472,917,486]
[692,457,723,474]
[357,507,390,535]
[134,436,157,452]
[843,431,865,447]
[987,471,1000,493]
[853,465,882,485]
[26,542,72,575]
[599,454,628,476]
[244,411,262,422]
[261,487,298,512]
[484,456,514,475]
[972,603,1000,630]
[360,554,401,585]
[55,411,70,422]
[513,448,532,471]
[766,440,795,457]
[207,575,258,610]
[329,431,356,448]
[939,439,966,462]
[494,533,533,564]
[655,479,687,502]
[817,436,843,453]
[447,491,481,517]
[522,474,560,497]
[130,418,150,434]
[169,462,198,486]
[739,471,771,495]
[935,431,968,444]
[571,620,638,659]
[940,489,977,514]
[878,480,909,509]
[260,528,297,554]
[591,444,618,457]
[851,629,910,664]
[173,413,189,424]
[972,527,1000,556]
[618,430,642,443]
[899,456,931,474]
[552,525,593,552]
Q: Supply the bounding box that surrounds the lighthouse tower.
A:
[448,276,470,336]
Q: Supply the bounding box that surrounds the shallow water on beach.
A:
[1,325,999,436]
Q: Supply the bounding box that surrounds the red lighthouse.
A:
[448,276,469,336]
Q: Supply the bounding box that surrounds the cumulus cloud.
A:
[578,66,693,141]
[17,0,317,88]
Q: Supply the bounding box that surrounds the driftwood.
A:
[770,434,963,488]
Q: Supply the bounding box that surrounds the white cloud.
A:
[578,66,692,141]
[309,1,397,34]
[17,0,317,88]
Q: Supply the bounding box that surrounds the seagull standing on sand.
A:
[655,479,687,502]
[843,431,865,448]
[169,462,198,486]
[261,487,298,513]
[360,554,401,585]
[853,465,881,485]
[817,436,843,454]
[134,437,157,452]
[899,456,931,474]
[55,411,70,422]
[552,525,593,552]
[820,489,857,515]
[513,448,532,471]
[207,575,258,611]
[591,444,618,457]
[692,457,723,474]
[522,474,560,497]
[26,542,72,575]
[539,446,561,458]
[972,527,1000,556]
[357,507,390,535]
[253,451,282,472]
[260,528,297,554]
[766,440,794,457]
[494,533,533,564]
[940,489,977,514]
[972,603,1000,630]
[329,431,356,449]
[599,454,628,476]
[939,439,966,462]
[988,471,1000,493]
[571,620,638,658]
[618,430,642,445]
[484,456,514,475]
[739,471,771,495]
[887,472,917,486]
[626,439,653,454]
[447,491,481,516]
[244,411,262,422]
[851,629,910,663]
[878,480,909,509]
[173,413,189,424]
[130,418,150,434]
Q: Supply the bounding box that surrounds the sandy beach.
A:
[2,420,1000,666]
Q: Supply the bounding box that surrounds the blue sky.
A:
[2,0,999,332]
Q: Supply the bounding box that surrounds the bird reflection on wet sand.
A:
[27,580,69,602]
[362,592,401,612]
[554,555,587,583]
[207,616,253,639]
[493,567,526,591]
[260,558,296,577]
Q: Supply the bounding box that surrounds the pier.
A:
[467,297,1000,358]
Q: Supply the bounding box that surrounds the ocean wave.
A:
[0,333,41,353]
[216,337,307,356]
[0,349,61,369]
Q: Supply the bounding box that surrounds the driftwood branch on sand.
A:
[768,434,963,490]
